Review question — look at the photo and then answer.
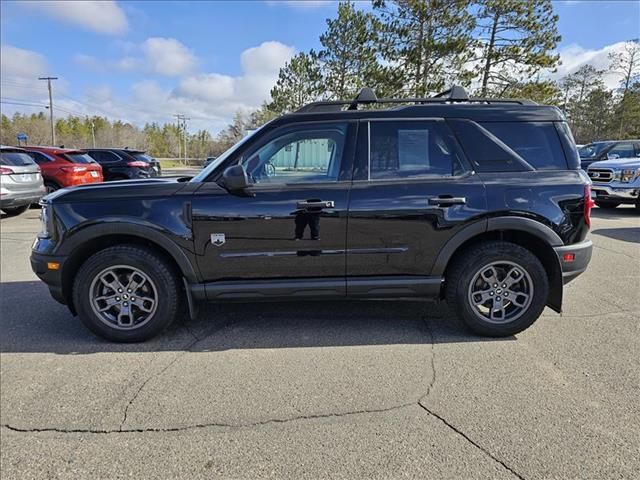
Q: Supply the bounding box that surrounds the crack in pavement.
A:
[416,402,525,480]
[6,312,525,479]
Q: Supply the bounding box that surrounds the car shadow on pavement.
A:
[591,205,638,219]
[0,281,515,355]
[591,227,640,244]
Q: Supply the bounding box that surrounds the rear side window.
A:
[369,121,464,180]
[65,153,97,164]
[88,151,120,163]
[0,151,36,166]
[480,122,567,170]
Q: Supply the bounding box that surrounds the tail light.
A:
[584,184,595,228]
[127,161,148,168]
[60,166,88,173]
[0,167,15,175]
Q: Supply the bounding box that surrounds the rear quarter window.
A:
[480,122,567,170]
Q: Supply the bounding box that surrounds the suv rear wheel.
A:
[73,245,181,342]
[446,241,549,337]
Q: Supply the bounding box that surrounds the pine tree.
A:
[374,0,475,97]
[269,51,323,113]
[608,39,640,136]
[475,0,560,96]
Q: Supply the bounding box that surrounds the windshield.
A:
[579,142,611,158]
[1,151,36,166]
[65,152,97,164]
[191,125,266,182]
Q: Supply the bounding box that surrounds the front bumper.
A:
[30,250,68,306]
[554,239,593,284]
[591,184,639,202]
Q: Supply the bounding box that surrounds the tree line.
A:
[1,0,638,155]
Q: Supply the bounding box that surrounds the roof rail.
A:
[295,86,536,113]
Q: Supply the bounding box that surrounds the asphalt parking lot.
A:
[1,207,638,479]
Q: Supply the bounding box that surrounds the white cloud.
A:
[75,37,196,77]
[550,41,630,89]
[141,37,197,76]
[1,45,49,80]
[20,0,128,35]
[65,41,295,133]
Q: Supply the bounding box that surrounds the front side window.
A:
[608,143,635,158]
[241,123,348,184]
[369,121,463,180]
[89,151,119,163]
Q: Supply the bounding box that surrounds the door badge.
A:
[211,233,226,247]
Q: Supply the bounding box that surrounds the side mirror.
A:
[221,164,251,193]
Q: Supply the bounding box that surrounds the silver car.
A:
[1,146,45,217]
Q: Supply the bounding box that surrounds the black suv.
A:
[31,87,593,342]
[85,148,158,181]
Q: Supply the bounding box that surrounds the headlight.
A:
[38,204,51,238]
[620,168,640,183]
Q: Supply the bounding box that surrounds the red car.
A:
[23,146,103,193]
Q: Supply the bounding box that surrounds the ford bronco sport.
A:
[31,87,593,342]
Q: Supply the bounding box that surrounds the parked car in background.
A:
[204,156,216,168]
[85,148,153,181]
[123,149,161,177]
[587,157,640,211]
[1,146,45,216]
[579,140,640,170]
[24,146,103,193]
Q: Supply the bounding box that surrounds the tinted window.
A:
[88,151,119,163]
[579,142,611,158]
[132,153,153,162]
[241,123,347,184]
[481,122,567,170]
[369,121,463,180]
[28,151,53,164]
[608,143,635,158]
[65,153,97,164]
[0,151,36,166]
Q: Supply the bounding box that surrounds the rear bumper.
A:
[30,250,68,306]
[554,239,593,284]
[591,184,639,202]
[0,191,44,208]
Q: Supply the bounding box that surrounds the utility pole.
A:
[182,117,191,167]
[39,76,58,145]
[173,114,183,161]
[87,116,96,147]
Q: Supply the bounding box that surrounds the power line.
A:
[39,76,58,145]
[0,100,47,108]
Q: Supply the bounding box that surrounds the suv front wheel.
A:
[446,241,549,337]
[73,245,181,342]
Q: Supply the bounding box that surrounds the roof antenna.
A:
[348,87,378,110]
[434,85,469,102]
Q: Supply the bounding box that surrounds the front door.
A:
[346,119,487,295]
[192,121,356,295]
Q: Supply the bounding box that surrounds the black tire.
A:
[72,245,181,342]
[45,182,60,194]
[595,200,620,209]
[445,241,549,337]
[635,197,640,212]
[2,204,30,217]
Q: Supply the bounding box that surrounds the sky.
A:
[1,0,639,134]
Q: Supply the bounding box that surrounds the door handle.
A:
[297,200,335,209]
[427,196,466,206]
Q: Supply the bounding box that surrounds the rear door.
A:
[192,120,356,294]
[345,119,487,295]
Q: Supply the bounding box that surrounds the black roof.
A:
[286,86,565,123]
[86,148,146,153]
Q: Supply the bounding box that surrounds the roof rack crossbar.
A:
[295,86,536,113]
